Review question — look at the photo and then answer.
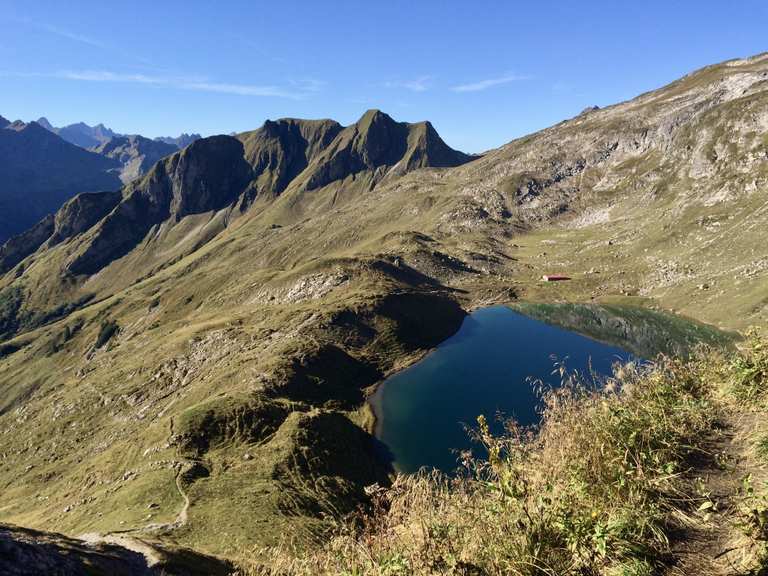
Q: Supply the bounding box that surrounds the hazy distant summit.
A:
[155,133,202,148]
[91,135,178,184]
[36,117,200,151]
[37,117,118,148]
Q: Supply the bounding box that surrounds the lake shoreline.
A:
[362,299,504,439]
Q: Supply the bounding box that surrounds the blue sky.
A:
[1,1,766,152]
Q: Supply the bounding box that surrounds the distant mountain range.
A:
[36,117,201,151]
[0,116,201,241]
[0,109,473,278]
[154,133,202,149]
[36,118,201,184]
[0,116,122,242]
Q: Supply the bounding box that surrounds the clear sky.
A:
[1,1,766,153]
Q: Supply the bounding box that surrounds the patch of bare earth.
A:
[667,408,766,575]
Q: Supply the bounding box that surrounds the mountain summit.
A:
[237,118,343,196]
[303,109,473,190]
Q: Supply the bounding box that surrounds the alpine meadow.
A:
[1,2,768,575]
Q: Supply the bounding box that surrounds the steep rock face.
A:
[67,136,253,275]
[303,109,472,190]
[38,117,201,152]
[91,135,178,184]
[165,135,253,218]
[440,52,768,232]
[0,115,9,129]
[0,120,122,242]
[238,118,343,196]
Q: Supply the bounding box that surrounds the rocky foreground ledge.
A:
[0,523,233,576]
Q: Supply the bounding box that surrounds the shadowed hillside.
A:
[0,120,122,242]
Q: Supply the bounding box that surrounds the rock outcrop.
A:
[0,523,233,576]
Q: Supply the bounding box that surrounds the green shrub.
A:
[728,329,768,404]
[0,285,23,338]
[95,320,119,348]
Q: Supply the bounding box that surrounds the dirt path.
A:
[139,416,195,533]
[666,408,765,574]
[79,416,195,560]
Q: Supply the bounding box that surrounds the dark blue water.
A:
[372,305,633,474]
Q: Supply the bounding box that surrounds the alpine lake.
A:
[371,303,734,474]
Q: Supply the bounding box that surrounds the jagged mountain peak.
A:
[6,119,32,132]
[237,117,343,196]
[35,116,54,131]
[301,109,472,190]
[357,108,396,129]
[253,117,342,146]
[348,109,409,166]
[154,133,202,149]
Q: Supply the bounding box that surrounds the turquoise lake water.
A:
[371,305,634,473]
